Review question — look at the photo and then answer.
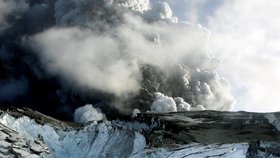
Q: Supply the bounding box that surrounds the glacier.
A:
[0,113,146,158]
[0,108,279,157]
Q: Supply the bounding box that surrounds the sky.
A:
[161,0,280,112]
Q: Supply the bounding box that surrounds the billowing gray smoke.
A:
[0,0,234,119]
[0,0,28,30]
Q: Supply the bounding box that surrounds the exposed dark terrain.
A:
[0,107,279,157]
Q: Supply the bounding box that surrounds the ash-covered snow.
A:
[132,132,146,154]
[265,114,280,131]
[0,114,147,158]
[0,113,253,158]
[0,117,50,157]
[112,120,150,131]
[0,110,280,158]
[130,143,249,158]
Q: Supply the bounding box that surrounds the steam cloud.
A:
[207,0,280,112]
[152,0,280,112]
[150,92,206,113]
[151,92,177,113]
[0,0,236,119]
[74,104,105,123]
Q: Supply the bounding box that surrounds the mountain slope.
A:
[0,108,279,157]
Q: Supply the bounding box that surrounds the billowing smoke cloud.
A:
[151,0,223,25]
[174,97,191,111]
[30,27,141,97]
[207,0,280,112]
[161,0,280,112]
[0,0,28,31]
[150,92,177,113]
[0,0,235,119]
[74,104,105,123]
[150,92,206,113]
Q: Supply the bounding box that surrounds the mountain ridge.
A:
[0,107,279,157]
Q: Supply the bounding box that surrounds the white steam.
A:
[150,92,206,113]
[31,27,141,97]
[28,0,235,112]
[151,92,177,113]
[74,104,105,124]
[162,0,280,112]
[207,0,280,112]
[174,97,191,111]
[132,108,141,117]
[189,68,234,110]
[114,0,149,12]
[144,2,178,23]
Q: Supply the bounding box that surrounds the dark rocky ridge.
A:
[1,107,280,144]
[138,111,280,145]
[0,107,280,157]
[0,106,81,129]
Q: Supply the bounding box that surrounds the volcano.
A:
[1,0,280,157]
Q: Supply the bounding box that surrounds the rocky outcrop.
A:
[0,107,279,157]
[138,111,280,145]
[136,111,280,157]
[0,107,146,158]
[0,121,50,158]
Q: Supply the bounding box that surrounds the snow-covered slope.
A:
[0,108,279,158]
[0,118,50,158]
[0,114,146,158]
[130,143,249,158]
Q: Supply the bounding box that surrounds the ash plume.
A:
[0,0,28,30]
[0,0,234,119]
